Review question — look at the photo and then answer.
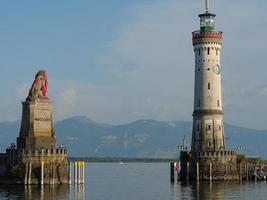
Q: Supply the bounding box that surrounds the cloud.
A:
[223,80,267,129]
[0,0,266,130]
[54,86,78,119]
[0,95,20,122]
[0,82,31,122]
[91,0,267,129]
[259,87,267,97]
[92,0,196,122]
[16,82,30,100]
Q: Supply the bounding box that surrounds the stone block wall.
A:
[0,148,68,184]
[0,153,7,176]
[180,150,239,181]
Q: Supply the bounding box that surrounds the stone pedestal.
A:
[17,99,56,150]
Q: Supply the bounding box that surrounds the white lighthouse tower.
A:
[191,0,225,152]
[180,0,241,181]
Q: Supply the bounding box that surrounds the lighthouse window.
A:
[208,83,211,90]
[207,47,210,55]
[208,141,212,147]
[198,49,201,55]
[216,49,218,55]
[206,125,211,131]
[196,124,200,131]
[217,100,220,107]
[219,125,221,131]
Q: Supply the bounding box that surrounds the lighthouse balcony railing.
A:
[192,31,223,39]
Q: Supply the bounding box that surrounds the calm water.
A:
[0,163,267,200]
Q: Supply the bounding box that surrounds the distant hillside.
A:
[0,116,267,158]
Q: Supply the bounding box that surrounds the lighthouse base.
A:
[180,150,240,181]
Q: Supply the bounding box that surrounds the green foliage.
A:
[10,165,20,176]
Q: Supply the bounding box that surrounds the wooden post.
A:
[80,161,84,184]
[74,161,77,184]
[80,161,82,184]
[246,163,249,180]
[209,162,212,181]
[50,162,54,185]
[254,167,257,181]
[196,162,199,181]
[82,161,85,184]
[244,162,247,179]
[240,163,242,181]
[77,161,80,184]
[170,162,174,182]
[41,161,44,185]
[68,162,71,185]
[186,162,190,181]
[52,164,55,185]
[49,162,51,185]
[24,162,28,185]
[28,162,32,185]
[78,161,81,184]
[176,162,180,181]
[79,161,81,184]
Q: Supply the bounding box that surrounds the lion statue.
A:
[26,70,48,101]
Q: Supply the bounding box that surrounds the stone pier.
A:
[0,70,69,185]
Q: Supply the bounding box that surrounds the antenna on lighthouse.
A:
[205,0,209,13]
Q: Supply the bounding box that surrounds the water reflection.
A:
[171,181,267,200]
[0,184,69,200]
[74,184,84,200]
[1,163,267,200]
[190,181,226,200]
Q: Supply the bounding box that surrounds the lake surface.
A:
[0,163,267,200]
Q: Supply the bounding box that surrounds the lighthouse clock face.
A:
[213,64,221,75]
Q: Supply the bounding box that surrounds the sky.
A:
[0,0,266,129]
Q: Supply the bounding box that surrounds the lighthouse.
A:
[191,0,225,152]
[179,0,239,181]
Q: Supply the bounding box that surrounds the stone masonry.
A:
[0,70,69,185]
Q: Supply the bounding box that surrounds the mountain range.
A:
[0,116,267,159]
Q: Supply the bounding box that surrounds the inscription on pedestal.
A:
[33,110,53,137]
[34,118,50,121]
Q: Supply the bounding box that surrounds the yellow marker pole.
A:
[78,161,81,184]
